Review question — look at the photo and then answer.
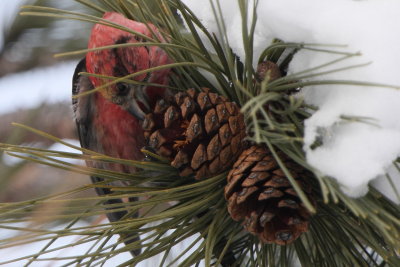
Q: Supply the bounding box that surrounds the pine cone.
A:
[256,60,281,83]
[225,145,314,245]
[143,88,247,179]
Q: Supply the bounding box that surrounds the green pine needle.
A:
[0,0,397,266]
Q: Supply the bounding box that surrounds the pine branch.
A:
[0,0,397,266]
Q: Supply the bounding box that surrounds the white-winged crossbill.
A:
[72,12,171,255]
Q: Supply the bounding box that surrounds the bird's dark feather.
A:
[72,58,133,227]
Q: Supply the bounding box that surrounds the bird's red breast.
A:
[93,92,144,169]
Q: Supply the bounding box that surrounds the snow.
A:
[47,139,83,164]
[0,61,77,114]
[0,1,399,264]
[2,139,84,166]
[0,221,204,266]
[182,0,400,202]
[0,221,130,266]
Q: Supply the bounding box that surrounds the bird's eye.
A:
[116,83,130,96]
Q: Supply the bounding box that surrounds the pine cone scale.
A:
[191,143,207,169]
[207,135,221,160]
[205,109,219,133]
[258,188,284,200]
[208,157,221,174]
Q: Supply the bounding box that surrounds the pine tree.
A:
[0,1,399,266]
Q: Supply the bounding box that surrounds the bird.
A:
[72,12,171,256]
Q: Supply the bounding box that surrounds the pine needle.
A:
[1,0,397,266]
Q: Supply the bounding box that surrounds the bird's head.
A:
[86,12,171,119]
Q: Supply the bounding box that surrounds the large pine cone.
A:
[225,145,314,245]
[143,88,247,179]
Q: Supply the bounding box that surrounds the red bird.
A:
[72,12,171,254]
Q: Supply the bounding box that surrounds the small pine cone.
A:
[143,88,247,179]
[225,145,315,245]
[256,61,281,83]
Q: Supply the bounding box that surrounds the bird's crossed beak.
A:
[125,98,146,121]
[123,84,150,121]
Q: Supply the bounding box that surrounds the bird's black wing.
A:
[72,59,140,254]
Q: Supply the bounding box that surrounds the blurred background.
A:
[0,0,96,202]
